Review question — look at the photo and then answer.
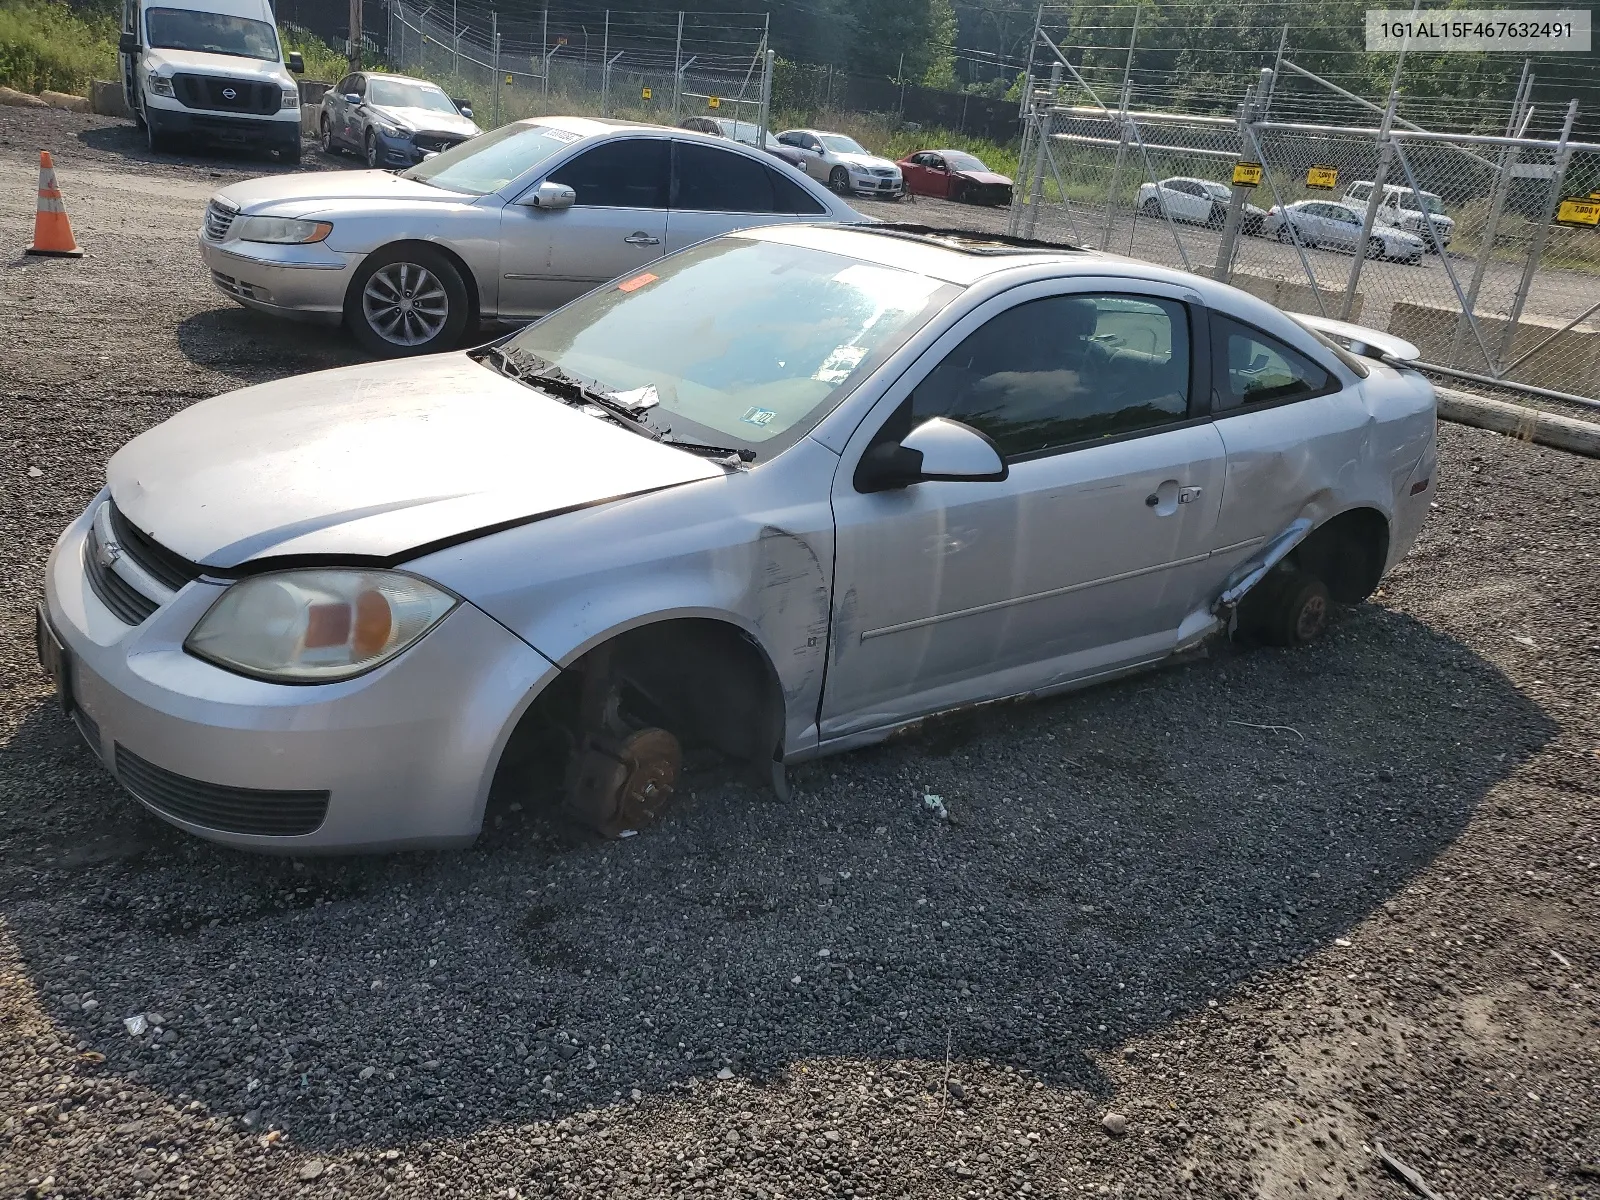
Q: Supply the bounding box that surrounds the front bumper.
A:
[147,105,300,150]
[850,176,905,198]
[43,499,559,852]
[199,236,356,324]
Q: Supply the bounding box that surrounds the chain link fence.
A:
[1006,61,1600,412]
[386,3,772,133]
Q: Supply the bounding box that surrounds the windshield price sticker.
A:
[1555,198,1600,227]
[1306,166,1339,190]
[1366,9,1589,51]
[617,272,658,293]
[740,407,777,427]
[1232,162,1263,188]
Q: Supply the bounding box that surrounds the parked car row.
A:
[45,214,1437,852]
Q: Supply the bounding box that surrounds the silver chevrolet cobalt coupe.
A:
[41,224,1436,851]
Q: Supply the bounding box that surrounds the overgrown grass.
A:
[0,0,347,97]
[0,0,116,94]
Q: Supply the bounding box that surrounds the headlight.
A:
[376,121,404,138]
[230,215,333,244]
[147,74,174,97]
[186,569,457,683]
[281,87,299,109]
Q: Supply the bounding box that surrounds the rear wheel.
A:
[1242,568,1331,647]
[346,244,470,357]
[320,115,336,155]
[828,166,851,195]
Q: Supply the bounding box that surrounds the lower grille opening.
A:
[114,745,330,837]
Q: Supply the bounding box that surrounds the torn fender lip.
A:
[1213,517,1315,612]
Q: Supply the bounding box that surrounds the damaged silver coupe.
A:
[39,224,1436,850]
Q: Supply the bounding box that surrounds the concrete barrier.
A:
[90,80,131,118]
[1387,301,1600,399]
[1436,386,1600,459]
[0,86,48,108]
[299,80,331,137]
[1199,268,1364,323]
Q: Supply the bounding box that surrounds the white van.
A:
[119,0,305,161]
[1342,181,1455,252]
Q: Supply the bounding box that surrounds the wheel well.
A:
[345,239,482,326]
[1292,508,1390,604]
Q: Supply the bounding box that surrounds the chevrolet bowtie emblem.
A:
[96,538,123,570]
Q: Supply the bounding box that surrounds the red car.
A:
[897,149,1014,205]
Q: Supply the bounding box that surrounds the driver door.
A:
[820,281,1226,741]
[497,137,670,319]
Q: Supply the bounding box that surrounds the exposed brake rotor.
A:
[564,726,682,839]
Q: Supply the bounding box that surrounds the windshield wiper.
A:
[478,347,757,463]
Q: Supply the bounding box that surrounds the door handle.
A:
[623,232,661,246]
[1178,486,1203,504]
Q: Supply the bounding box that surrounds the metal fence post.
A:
[758,48,774,147]
[541,7,549,114]
[1097,10,1137,251]
[1498,98,1578,368]
[1021,63,1060,239]
[600,11,609,115]
[1215,70,1271,281]
[672,11,684,125]
[492,10,500,128]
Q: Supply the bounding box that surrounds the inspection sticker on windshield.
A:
[617,272,658,293]
[812,345,868,385]
[740,407,778,428]
[536,126,582,143]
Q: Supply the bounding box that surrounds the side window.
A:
[927,155,945,170]
[768,166,826,214]
[777,132,799,146]
[673,141,775,212]
[909,294,1192,459]
[1210,314,1333,412]
[335,74,354,94]
[548,138,670,208]
[353,75,368,97]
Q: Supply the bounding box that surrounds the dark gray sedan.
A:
[319,71,481,168]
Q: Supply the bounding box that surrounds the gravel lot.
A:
[2,108,1597,1200]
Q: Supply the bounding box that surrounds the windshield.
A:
[820,134,867,155]
[145,8,278,60]
[402,122,579,195]
[1203,181,1230,199]
[500,237,955,459]
[944,152,987,172]
[369,79,458,113]
[1395,190,1447,215]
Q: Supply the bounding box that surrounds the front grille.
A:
[115,745,330,837]
[84,529,159,625]
[108,502,202,592]
[172,74,281,115]
[203,199,238,241]
[869,168,893,177]
[412,133,464,154]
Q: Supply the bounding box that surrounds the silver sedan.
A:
[43,224,1437,852]
[197,115,860,355]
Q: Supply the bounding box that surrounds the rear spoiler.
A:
[1288,312,1421,364]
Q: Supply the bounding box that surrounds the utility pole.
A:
[348,0,362,71]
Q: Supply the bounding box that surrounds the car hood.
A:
[145,48,290,84]
[106,356,724,568]
[955,170,1012,186]
[214,169,467,215]
[371,104,480,138]
[835,152,899,173]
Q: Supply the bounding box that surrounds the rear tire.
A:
[320,115,336,156]
[346,244,471,358]
[1243,569,1331,647]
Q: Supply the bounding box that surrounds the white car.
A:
[1137,177,1267,234]
[1263,200,1426,264]
[42,224,1436,852]
[775,129,905,199]
[1343,181,1455,252]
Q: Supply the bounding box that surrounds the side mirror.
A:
[524,181,576,211]
[287,51,305,74]
[453,98,473,117]
[855,417,1008,493]
[118,32,140,54]
[344,93,362,105]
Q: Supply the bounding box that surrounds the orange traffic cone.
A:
[25,151,83,258]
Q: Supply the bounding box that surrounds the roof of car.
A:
[362,72,447,86]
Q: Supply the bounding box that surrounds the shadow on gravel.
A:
[0,605,1558,1149]
[175,307,363,383]
[74,123,318,174]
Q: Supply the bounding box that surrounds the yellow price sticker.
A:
[1232,161,1263,188]
[1306,165,1338,190]
[641,85,653,100]
[1555,198,1599,227]
[708,95,720,109]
